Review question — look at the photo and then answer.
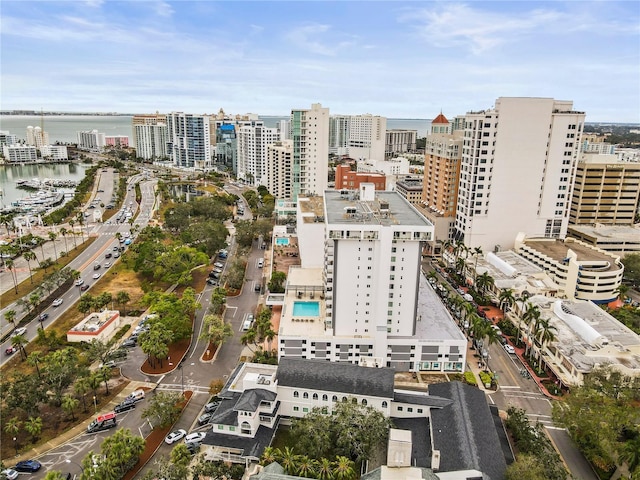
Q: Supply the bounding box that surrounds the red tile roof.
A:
[432,113,449,124]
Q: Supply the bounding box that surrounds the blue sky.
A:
[1,1,639,122]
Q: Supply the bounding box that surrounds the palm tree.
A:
[475,272,495,298]
[59,227,69,255]
[24,416,43,442]
[12,333,28,360]
[5,259,19,294]
[523,305,541,357]
[471,246,483,283]
[5,309,17,330]
[76,213,85,242]
[74,376,91,412]
[61,394,79,421]
[48,231,58,261]
[615,284,630,302]
[333,456,356,480]
[442,239,453,268]
[535,318,557,368]
[296,456,317,478]
[279,447,300,475]
[618,436,640,476]
[68,219,78,249]
[455,257,466,276]
[23,251,37,284]
[27,351,43,378]
[116,291,131,316]
[33,235,46,262]
[498,289,516,313]
[317,458,334,480]
[260,446,278,466]
[4,416,22,440]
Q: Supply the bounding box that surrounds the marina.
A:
[16,177,79,190]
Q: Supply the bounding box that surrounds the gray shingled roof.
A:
[390,417,432,468]
[209,394,242,426]
[428,382,507,480]
[393,391,453,408]
[277,358,395,398]
[235,389,277,412]
[203,424,274,458]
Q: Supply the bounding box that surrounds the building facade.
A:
[290,103,329,200]
[2,144,37,162]
[454,97,585,251]
[567,224,640,258]
[166,112,212,170]
[570,154,640,225]
[134,123,168,161]
[105,135,129,147]
[77,129,106,151]
[40,145,68,160]
[26,126,49,148]
[334,164,386,191]
[395,177,423,205]
[237,124,280,185]
[385,129,417,158]
[266,140,294,199]
[0,131,18,146]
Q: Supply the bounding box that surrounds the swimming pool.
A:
[292,301,320,317]
[276,237,289,246]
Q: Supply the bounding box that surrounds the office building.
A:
[454,97,585,251]
[237,124,280,185]
[166,112,212,170]
[290,103,330,200]
[570,154,640,225]
[265,140,293,199]
[77,129,106,151]
[385,129,417,158]
[421,113,463,244]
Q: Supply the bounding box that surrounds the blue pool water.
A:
[293,301,320,317]
[276,237,289,246]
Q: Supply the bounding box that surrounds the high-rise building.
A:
[421,114,463,244]
[291,103,330,200]
[569,154,640,226]
[328,114,386,160]
[26,126,49,148]
[278,187,466,371]
[134,123,168,161]
[278,120,291,141]
[0,131,18,146]
[77,129,106,151]
[453,97,585,251]
[385,129,417,158]
[266,140,293,199]
[237,124,280,185]
[166,112,211,170]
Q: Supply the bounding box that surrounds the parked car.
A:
[184,432,206,444]
[52,298,63,307]
[197,412,213,425]
[214,262,224,268]
[114,399,136,413]
[504,344,516,354]
[206,278,217,286]
[204,401,221,413]
[1,468,19,480]
[121,338,137,348]
[165,429,187,444]
[14,460,42,473]
[75,279,84,286]
[185,442,200,455]
[99,360,117,369]
[113,246,120,251]
[106,348,128,361]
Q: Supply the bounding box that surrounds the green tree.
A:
[75,376,91,412]
[23,250,37,284]
[268,271,287,293]
[5,259,19,293]
[200,314,233,347]
[59,227,70,255]
[81,428,145,480]
[139,325,173,368]
[62,394,80,420]
[43,347,79,406]
[475,271,495,297]
[43,472,68,480]
[4,309,17,330]
[48,231,58,261]
[11,333,28,360]
[498,288,516,313]
[3,416,22,442]
[116,290,131,316]
[27,350,43,378]
[333,456,356,480]
[505,453,548,480]
[24,416,43,442]
[142,391,182,429]
[317,457,335,480]
[279,446,301,475]
[170,443,192,469]
[621,253,640,286]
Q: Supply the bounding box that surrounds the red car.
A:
[5,345,18,355]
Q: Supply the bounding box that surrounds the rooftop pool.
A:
[292,301,320,317]
[275,237,290,246]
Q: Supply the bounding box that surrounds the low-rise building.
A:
[2,144,37,163]
[40,145,68,160]
[514,233,623,303]
[334,164,386,191]
[395,177,423,205]
[105,135,129,147]
[67,310,121,343]
[567,224,640,258]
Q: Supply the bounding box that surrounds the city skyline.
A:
[1,1,639,122]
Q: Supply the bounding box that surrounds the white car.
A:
[104,262,112,268]
[165,429,187,444]
[1,468,19,480]
[52,298,63,307]
[13,327,27,337]
[184,432,206,444]
[93,273,101,279]
[504,344,516,354]
[75,279,84,286]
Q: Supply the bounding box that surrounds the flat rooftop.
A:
[324,190,433,227]
[298,196,325,223]
[568,224,640,243]
[476,252,558,294]
[522,238,619,270]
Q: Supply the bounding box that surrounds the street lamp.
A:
[93,395,97,413]
[13,436,18,455]
[178,363,184,395]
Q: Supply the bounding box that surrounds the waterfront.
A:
[0,163,90,208]
[0,114,433,144]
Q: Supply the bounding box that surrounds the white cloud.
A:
[285,23,336,56]
[154,1,174,18]
[84,0,103,7]
[399,3,564,54]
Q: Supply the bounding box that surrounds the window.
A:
[362,399,367,406]
[332,395,338,402]
[303,407,309,413]
[397,406,403,411]
[382,401,388,408]
[293,406,299,412]
[313,393,318,400]
[303,392,308,399]
[407,407,413,413]
[342,397,347,402]
[322,394,328,401]
[293,391,299,398]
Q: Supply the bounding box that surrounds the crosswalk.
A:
[155,383,210,394]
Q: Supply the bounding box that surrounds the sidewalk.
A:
[10,380,157,464]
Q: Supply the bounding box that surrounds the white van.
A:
[242,314,254,331]
[126,389,146,403]
[257,258,264,268]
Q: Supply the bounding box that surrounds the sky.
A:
[1,1,639,122]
